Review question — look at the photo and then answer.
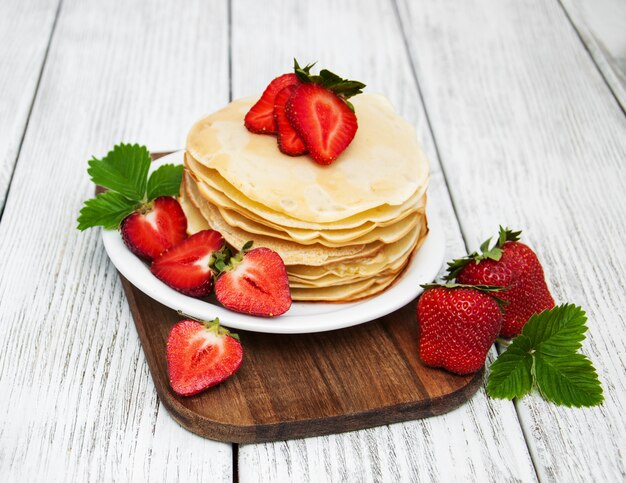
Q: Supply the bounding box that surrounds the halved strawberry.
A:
[274,85,307,156]
[120,196,187,261]
[167,319,243,396]
[151,229,224,297]
[286,83,358,165]
[215,246,291,316]
[244,73,300,134]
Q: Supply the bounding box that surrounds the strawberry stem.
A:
[176,310,207,323]
[420,282,506,293]
[496,337,512,347]
[175,311,240,340]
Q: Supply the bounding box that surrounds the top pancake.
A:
[186,93,429,223]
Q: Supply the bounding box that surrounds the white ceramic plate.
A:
[102,151,445,334]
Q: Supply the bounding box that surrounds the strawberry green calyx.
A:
[203,318,240,340]
[496,226,521,247]
[293,59,366,109]
[174,313,240,340]
[444,226,522,281]
[134,199,155,215]
[210,245,233,273]
[211,241,254,276]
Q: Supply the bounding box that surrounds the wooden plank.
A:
[560,0,626,111]
[0,0,232,480]
[0,0,60,213]
[396,0,626,480]
[231,0,537,480]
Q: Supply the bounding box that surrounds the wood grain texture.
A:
[231,0,537,481]
[0,0,60,212]
[396,0,626,480]
[560,0,626,111]
[0,0,232,481]
[122,270,482,444]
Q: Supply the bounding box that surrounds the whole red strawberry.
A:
[445,227,555,338]
[167,318,243,396]
[417,285,503,375]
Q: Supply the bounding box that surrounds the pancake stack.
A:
[180,93,430,302]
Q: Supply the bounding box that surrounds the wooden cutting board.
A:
[112,153,483,444]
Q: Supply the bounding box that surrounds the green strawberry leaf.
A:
[87,143,151,201]
[488,304,603,408]
[146,164,184,200]
[522,304,587,356]
[534,353,603,407]
[77,191,139,230]
[487,335,534,399]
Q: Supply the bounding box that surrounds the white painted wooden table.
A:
[1,0,624,481]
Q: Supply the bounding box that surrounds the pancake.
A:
[289,261,411,302]
[287,220,427,281]
[212,199,423,247]
[183,173,385,266]
[186,94,429,222]
[186,152,428,231]
[178,189,210,234]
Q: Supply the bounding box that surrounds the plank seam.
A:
[227,0,233,102]
[389,0,469,257]
[233,442,239,483]
[0,0,64,225]
[556,0,626,116]
[390,0,542,480]
[228,0,236,476]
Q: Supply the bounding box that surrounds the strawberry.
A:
[244,73,300,134]
[417,285,503,375]
[274,85,307,156]
[215,244,291,316]
[167,319,243,396]
[286,83,358,165]
[445,227,555,338]
[120,196,187,261]
[151,229,224,297]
